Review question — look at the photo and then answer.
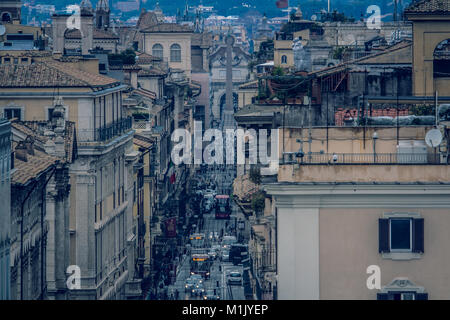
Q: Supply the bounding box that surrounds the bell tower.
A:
[96,0,110,29]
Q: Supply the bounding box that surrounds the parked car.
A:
[203,289,220,300]
[221,249,230,262]
[227,271,243,286]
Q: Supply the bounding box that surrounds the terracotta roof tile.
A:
[12,148,58,185]
[0,60,120,88]
[405,0,450,14]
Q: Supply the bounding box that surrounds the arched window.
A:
[433,39,450,78]
[281,55,287,64]
[170,44,181,62]
[152,44,163,59]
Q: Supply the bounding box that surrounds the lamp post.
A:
[373,131,378,163]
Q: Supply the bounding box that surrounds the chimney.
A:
[24,136,35,156]
[15,141,28,162]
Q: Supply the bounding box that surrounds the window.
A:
[281,55,287,64]
[4,58,10,64]
[390,219,411,251]
[379,214,424,257]
[47,108,54,121]
[152,44,163,59]
[377,291,428,300]
[1,12,12,23]
[4,108,21,120]
[376,278,428,300]
[170,44,181,62]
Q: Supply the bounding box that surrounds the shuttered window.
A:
[378,217,424,254]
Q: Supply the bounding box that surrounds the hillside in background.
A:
[26,0,413,20]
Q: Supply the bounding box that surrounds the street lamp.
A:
[373,131,378,163]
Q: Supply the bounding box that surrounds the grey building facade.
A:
[0,118,11,300]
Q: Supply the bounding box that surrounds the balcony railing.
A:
[78,117,133,142]
[282,152,444,165]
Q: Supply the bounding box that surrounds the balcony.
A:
[78,117,133,142]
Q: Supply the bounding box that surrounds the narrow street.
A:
[167,163,249,300]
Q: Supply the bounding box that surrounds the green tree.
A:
[251,191,265,216]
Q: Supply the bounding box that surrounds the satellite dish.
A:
[0,25,6,36]
[425,129,443,148]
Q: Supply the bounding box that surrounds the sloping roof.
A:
[134,134,155,149]
[239,80,258,90]
[191,32,213,47]
[141,23,193,33]
[136,52,162,64]
[405,0,450,14]
[138,66,166,77]
[64,28,119,39]
[137,10,159,29]
[0,60,120,88]
[11,120,77,164]
[133,88,156,100]
[12,147,58,186]
[309,41,412,78]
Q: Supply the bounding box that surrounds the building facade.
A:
[0,119,11,300]
[263,126,450,300]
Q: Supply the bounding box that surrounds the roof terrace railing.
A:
[281,152,444,165]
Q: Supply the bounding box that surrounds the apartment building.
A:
[0,119,11,300]
[0,54,140,299]
[263,125,450,300]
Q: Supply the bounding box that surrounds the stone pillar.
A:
[225,35,235,115]
[74,171,96,297]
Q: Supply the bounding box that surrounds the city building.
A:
[141,23,194,79]
[10,107,75,300]
[405,0,450,97]
[262,124,450,300]
[0,118,11,300]
[0,54,140,299]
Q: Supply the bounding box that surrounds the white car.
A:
[227,271,243,286]
[221,250,230,262]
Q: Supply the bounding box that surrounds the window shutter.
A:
[413,218,424,253]
[377,293,389,300]
[379,218,390,253]
[416,293,428,300]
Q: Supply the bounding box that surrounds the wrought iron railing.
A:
[78,117,133,142]
[282,152,444,165]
